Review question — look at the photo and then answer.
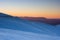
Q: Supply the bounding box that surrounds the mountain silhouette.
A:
[0,12,13,17]
[21,17,60,25]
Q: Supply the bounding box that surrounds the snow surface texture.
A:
[0,28,60,40]
[0,13,60,40]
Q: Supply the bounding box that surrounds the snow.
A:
[55,25,60,36]
[0,13,60,40]
[0,28,60,40]
[56,25,60,27]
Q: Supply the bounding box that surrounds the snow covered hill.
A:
[0,13,60,40]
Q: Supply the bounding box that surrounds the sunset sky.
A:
[0,0,60,18]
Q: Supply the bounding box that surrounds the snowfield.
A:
[0,13,60,40]
[0,28,60,40]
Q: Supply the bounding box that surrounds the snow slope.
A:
[55,25,60,36]
[0,16,60,36]
[0,13,60,40]
[0,28,60,40]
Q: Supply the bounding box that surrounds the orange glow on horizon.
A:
[0,8,60,19]
[3,11,60,19]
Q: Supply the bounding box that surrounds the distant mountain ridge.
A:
[21,17,60,25]
[0,13,60,25]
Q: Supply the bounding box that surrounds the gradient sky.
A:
[0,0,60,18]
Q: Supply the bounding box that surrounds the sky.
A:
[0,0,60,18]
